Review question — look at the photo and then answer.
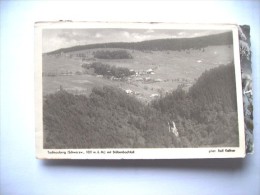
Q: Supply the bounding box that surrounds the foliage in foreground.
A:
[44,86,180,148]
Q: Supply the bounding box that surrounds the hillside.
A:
[43,45,234,102]
[43,86,179,148]
[152,64,239,147]
[46,31,232,54]
[43,64,239,148]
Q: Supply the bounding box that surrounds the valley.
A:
[43,45,233,103]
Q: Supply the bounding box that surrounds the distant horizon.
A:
[42,29,230,53]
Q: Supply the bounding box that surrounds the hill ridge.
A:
[46,31,232,55]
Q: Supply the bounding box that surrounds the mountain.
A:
[46,31,233,55]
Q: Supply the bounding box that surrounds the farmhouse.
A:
[125,89,133,94]
[150,94,159,98]
[146,68,154,74]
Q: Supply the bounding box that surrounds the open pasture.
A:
[43,45,233,102]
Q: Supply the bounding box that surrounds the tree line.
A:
[82,62,135,78]
[93,50,133,59]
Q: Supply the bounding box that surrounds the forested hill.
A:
[43,86,179,149]
[46,31,232,54]
[151,64,239,147]
[189,63,237,113]
[152,63,237,120]
[43,64,239,149]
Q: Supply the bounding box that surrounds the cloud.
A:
[122,31,130,38]
[145,29,154,33]
[193,32,200,37]
[131,33,152,41]
[95,33,102,38]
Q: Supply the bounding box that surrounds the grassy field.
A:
[43,55,82,73]
[43,45,233,102]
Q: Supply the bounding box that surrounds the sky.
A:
[42,28,229,53]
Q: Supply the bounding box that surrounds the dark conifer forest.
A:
[43,63,239,149]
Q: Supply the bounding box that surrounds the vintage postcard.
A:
[35,22,249,159]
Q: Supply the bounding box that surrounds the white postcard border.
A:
[35,22,245,159]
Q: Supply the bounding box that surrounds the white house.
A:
[125,89,133,94]
[150,94,159,98]
[146,68,154,74]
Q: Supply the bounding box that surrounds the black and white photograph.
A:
[3,1,260,195]
[35,22,245,159]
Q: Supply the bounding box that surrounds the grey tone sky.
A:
[43,28,229,53]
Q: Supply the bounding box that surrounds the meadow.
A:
[43,45,233,103]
